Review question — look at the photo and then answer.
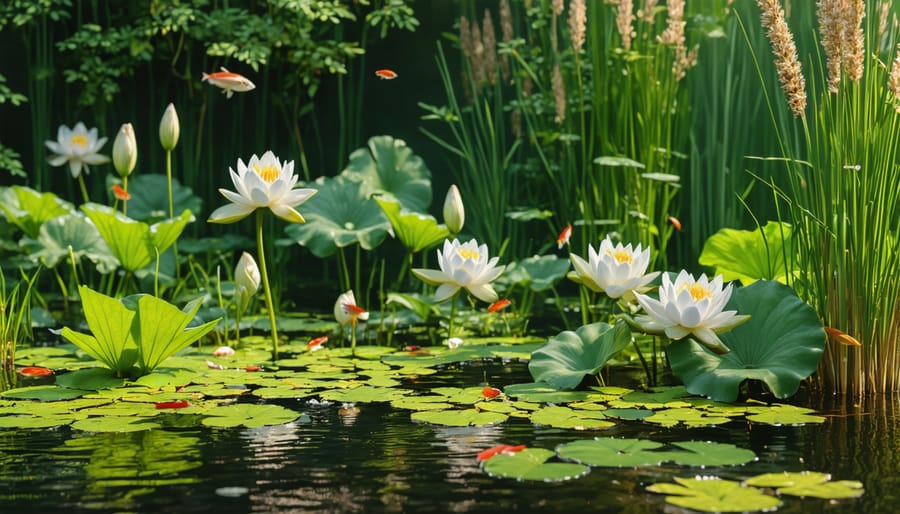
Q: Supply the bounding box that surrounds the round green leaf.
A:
[699,221,795,285]
[744,472,864,499]
[119,174,203,222]
[21,213,118,273]
[483,448,590,482]
[666,441,757,466]
[411,408,508,427]
[201,404,305,428]
[341,135,432,212]
[285,175,390,258]
[647,476,782,512]
[529,320,632,390]
[556,437,665,467]
[666,280,825,401]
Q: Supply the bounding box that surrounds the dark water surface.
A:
[1,362,897,513]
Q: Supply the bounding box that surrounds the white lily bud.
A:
[334,290,369,326]
[159,103,180,151]
[443,184,465,234]
[112,123,137,177]
[234,252,261,313]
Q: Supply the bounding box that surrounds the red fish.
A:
[482,386,502,399]
[375,69,398,80]
[477,444,527,461]
[667,216,682,231]
[557,223,572,249]
[824,326,862,347]
[17,366,53,377]
[308,335,328,352]
[488,299,511,313]
[155,400,190,409]
[112,184,131,201]
[202,67,256,98]
[245,365,263,372]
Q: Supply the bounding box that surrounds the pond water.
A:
[1,361,897,513]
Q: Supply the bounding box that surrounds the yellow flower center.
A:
[610,249,633,264]
[70,134,88,148]
[253,163,280,183]
[457,248,480,260]
[681,282,713,301]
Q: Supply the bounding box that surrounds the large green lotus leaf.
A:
[60,286,139,376]
[20,213,118,273]
[529,320,632,390]
[374,196,449,253]
[699,221,795,285]
[0,185,73,238]
[81,203,155,271]
[503,382,612,403]
[647,476,782,512]
[666,280,825,402]
[665,441,757,466]
[117,174,203,222]
[743,472,864,499]
[285,175,390,257]
[499,255,571,292]
[411,408,508,427]
[148,209,194,254]
[556,438,666,467]
[341,135,432,212]
[201,404,306,428]
[483,448,590,482]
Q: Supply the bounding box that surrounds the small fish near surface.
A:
[202,67,256,98]
[374,69,398,80]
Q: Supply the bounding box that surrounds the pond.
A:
[1,358,897,513]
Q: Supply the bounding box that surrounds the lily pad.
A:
[71,416,162,432]
[666,280,825,401]
[743,471,864,499]
[201,404,306,428]
[529,405,614,430]
[483,448,590,481]
[374,196,449,253]
[499,255,571,292]
[503,382,611,403]
[666,441,757,466]
[318,386,408,403]
[745,404,826,425]
[285,175,390,258]
[121,174,203,222]
[20,213,118,273]
[699,221,795,285]
[647,476,782,512]
[1,385,89,401]
[529,320,632,390]
[411,408,508,427]
[556,437,666,467]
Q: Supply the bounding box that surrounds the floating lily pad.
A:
[318,386,408,403]
[1,385,89,401]
[647,476,782,512]
[483,448,590,482]
[666,441,757,466]
[55,367,126,390]
[411,408,508,427]
[201,404,306,428]
[643,407,734,428]
[71,416,162,432]
[529,405,614,430]
[745,404,826,425]
[743,471,864,499]
[556,438,666,467]
[503,382,611,403]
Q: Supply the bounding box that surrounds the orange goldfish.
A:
[307,335,329,352]
[477,444,527,461]
[557,223,572,249]
[202,67,256,98]
[375,69,398,80]
[667,216,682,231]
[112,184,131,201]
[488,299,511,313]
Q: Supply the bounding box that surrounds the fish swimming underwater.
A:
[202,67,256,98]
[374,69,398,80]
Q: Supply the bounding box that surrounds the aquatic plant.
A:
[334,289,369,357]
[568,236,660,305]
[44,122,110,203]
[0,267,38,391]
[59,285,219,379]
[208,151,316,360]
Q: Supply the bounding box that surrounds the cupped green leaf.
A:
[499,255,571,292]
[666,280,825,401]
[375,196,449,253]
[341,135,432,212]
[647,476,782,512]
[134,295,219,374]
[699,221,795,285]
[60,285,138,376]
[529,320,632,390]
[0,185,73,238]
[483,448,590,482]
[20,213,118,273]
[285,175,390,257]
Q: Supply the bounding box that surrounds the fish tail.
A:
[202,72,210,82]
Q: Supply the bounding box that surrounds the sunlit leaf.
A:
[342,135,433,211]
[411,408,508,427]
[556,438,666,467]
[20,213,118,273]
[744,472,864,499]
[665,441,757,466]
[483,448,590,481]
[647,476,782,512]
[699,221,795,285]
[529,405,614,430]
[201,404,306,428]
[529,320,632,390]
[374,196,449,253]
[0,185,73,238]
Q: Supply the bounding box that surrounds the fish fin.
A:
[225,89,234,99]
[220,66,230,73]
[202,72,209,81]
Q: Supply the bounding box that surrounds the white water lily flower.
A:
[412,238,505,303]
[569,236,660,302]
[208,151,316,224]
[334,290,369,326]
[633,270,750,354]
[45,122,110,178]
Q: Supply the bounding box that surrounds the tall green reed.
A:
[749,0,900,395]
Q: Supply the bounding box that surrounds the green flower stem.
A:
[164,148,180,279]
[256,210,279,361]
[448,294,458,341]
[77,171,90,204]
[350,319,358,357]
[122,176,128,217]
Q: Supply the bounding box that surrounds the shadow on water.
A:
[0,362,898,513]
